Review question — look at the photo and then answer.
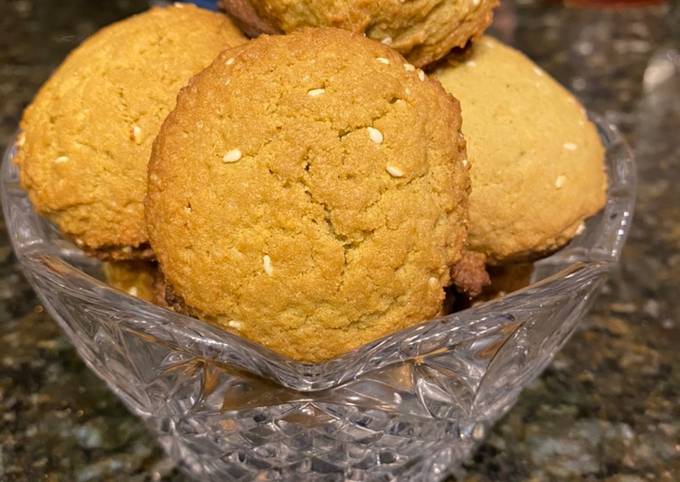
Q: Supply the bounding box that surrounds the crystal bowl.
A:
[1,116,634,481]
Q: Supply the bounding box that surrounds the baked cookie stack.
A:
[16,2,606,362]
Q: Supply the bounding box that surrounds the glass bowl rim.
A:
[0,114,636,391]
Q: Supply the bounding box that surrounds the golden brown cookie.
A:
[103,261,160,303]
[433,36,607,264]
[147,28,470,362]
[15,4,246,260]
[219,0,498,67]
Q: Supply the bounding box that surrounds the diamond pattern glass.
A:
[1,116,635,481]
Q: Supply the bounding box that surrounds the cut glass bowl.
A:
[1,116,635,481]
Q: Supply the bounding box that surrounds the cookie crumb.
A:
[367,127,383,144]
[451,250,490,298]
[16,132,25,147]
[403,63,415,72]
[555,175,567,188]
[386,164,404,177]
[54,155,69,164]
[223,149,242,163]
[417,69,426,81]
[307,88,325,97]
[376,57,390,65]
[563,142,578,151]
[227,320,243,330]
[263,255,274,276]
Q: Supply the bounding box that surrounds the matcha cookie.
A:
[15,4,246,260]
[219,0,498,67]
[147,28,470,362]
[434,37,607,264]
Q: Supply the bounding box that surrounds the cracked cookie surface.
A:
[15,4,246,259]
[219,0,498,67]
[146,28,470,362]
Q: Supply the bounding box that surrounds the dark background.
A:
[0,1,678,480]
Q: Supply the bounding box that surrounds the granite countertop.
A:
[0,1,678,481]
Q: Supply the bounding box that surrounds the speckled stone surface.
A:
[0,1,678,481]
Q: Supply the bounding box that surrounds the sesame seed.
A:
[472,0,480,5]
[417,69,426,81]
[555,175,567,188]
[122,246,132,254]
[386,164,404,177]
[225,57,235,65]
[428,277,439,289]
[405,87,412,96]
[131,125,142,144]
[263,255,273,276]
[223,149,242,163]
[16,132,25,147]
[403,63,415,72]
[227,320,243,330]
[576,222,586,235]
[563,142,578,151]
[533,66,544,76]
[128,286,139,297]
[367,127,383,144]
[381,36,393,45]
[149,173,159,183]
[54,156,69,164]
[307,88,325,97]
[465,60,477,67]
[376,57,390,65]
[462,159,469,167]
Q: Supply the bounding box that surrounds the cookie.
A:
[15,4,246,260]
[146,28,470,362]
[103,261,161,303]
[433,36,607,264]
[219,0,498,67]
